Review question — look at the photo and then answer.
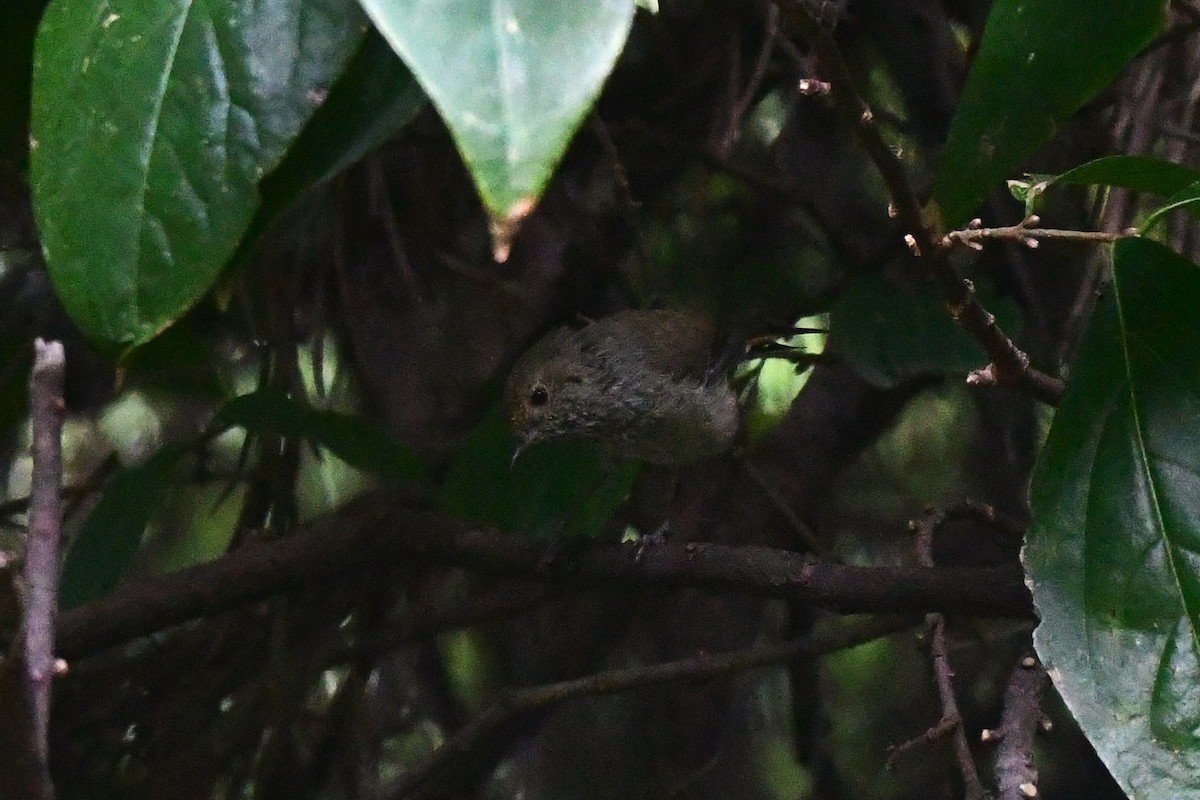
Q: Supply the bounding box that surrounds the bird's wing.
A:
[587,309,716,381]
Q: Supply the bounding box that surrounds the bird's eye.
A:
[529,385,549,406]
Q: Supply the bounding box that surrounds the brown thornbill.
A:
[505,309,739,466]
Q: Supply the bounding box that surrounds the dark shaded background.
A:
[2,0,1199,797]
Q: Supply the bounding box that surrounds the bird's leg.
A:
[627,464,679,561]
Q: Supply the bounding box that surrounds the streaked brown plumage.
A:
[505,309,739,465]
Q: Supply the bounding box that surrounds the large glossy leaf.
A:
[935,0,1166,227]
[256,28,427,216]
[1012,156,1200,218]
[1027,237,1200,799]
[30,0,368,348]
[1014,156,1200,223]
[358,0,635,254]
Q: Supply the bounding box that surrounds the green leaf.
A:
[439,403,638,538]
[214,388,428,482]
[1016,157,1200,228]
[1006,175,1054,215]
[30,0,368,348]
[935,0,1167,227]
[256,28,427,216]
[827,271,1021,387]
[358,0,635,241]
[1054,155,1200,196]
[1027,237,1200,799]
[1142,180,1200,233]
[143,482,246,574]
[60,443,189,610]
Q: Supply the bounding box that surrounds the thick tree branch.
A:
[778,0,1065,406]
[55,492,1033,659]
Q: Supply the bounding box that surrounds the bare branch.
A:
[913,507,989,800]
[777,0,1065,406]
[944,216,1132,249]
[0,339,67,800]
[24,340,66,764]
[888,712,960,766]
[56,492,1034,660]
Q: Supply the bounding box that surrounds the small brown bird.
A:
[505,309,739,466]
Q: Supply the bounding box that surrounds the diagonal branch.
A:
[777,0,1065,406]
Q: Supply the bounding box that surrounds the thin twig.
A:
[888,712,960,765]
[385,614,919,800]
[944,500,1026,541]
[621,118,907,264]
[743,344,834,369]
[777,0,1065,406]
[928,619,987,799]
[740,459,825,553]
[0,486,90,525]
[944,216,1132,249]
[17,339,67,798]
[913,507,989,800]
[717,3,781,155]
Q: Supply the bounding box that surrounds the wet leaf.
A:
[1028,237,1200,799]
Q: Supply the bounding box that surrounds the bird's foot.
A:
[630,521,671,563]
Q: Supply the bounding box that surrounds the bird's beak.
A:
[510,432,535,468]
